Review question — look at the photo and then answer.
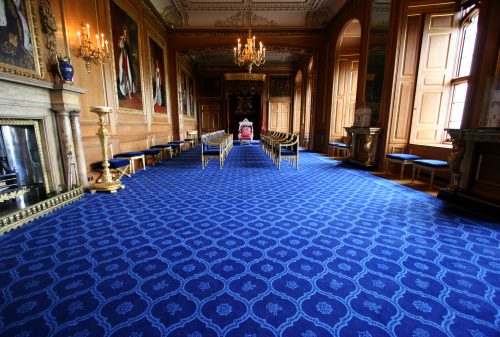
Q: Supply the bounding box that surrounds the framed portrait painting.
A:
[108,0,143,113]
[0,0,43,78]
[148,35,167,118]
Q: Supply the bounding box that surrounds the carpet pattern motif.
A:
[0,145,499,337]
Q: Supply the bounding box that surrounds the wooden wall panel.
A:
[387,13,423,153]
[393,82,413,140]
[56,0,180,181]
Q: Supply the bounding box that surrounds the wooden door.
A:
[331,56,358,140]
[410,13,457,144]
[269,101,291,133]
[200,101,222,133]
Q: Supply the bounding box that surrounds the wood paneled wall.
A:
[49,0,182,180]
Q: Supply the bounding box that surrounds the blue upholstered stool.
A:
[385,153,422,179]
[142,149,161,166]
[151,144,173,160]
[328,142,348,158]
[184,138,195,149]
[114,151,146,173]
[412,159,451,190]
[167,141,184,155]
[91,158,130,181]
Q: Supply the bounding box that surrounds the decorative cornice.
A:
[306,6,334,27]
[179,45,312,55]
[224,73,266,81]
[142,0,175,31]
[171,0,322,11]
[167,28,326,38]
[160,5,188,28]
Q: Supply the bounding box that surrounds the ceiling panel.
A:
[153,0,347,28]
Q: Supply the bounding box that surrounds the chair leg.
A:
[411,166,416,184]
[129,159,135,174]
[429,170,435,190]
[120,165,131,178]
[400,162,404,179]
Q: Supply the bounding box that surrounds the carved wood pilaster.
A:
[39,0,59,65]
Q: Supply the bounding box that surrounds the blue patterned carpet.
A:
[0,144,499,337]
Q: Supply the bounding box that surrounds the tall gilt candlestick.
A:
[90,106,124,193]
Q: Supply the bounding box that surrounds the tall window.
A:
[446,8,479,132]
[409,4,479,146]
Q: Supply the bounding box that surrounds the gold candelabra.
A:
[77,24,110,73]
[89,106,124,194]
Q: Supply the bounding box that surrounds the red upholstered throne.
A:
[238,118,254,145]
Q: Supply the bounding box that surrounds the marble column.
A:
[50,84,88,190]
[53,110,76,190]
[70,111,89,188]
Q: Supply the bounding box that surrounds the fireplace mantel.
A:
[0,73,88,233]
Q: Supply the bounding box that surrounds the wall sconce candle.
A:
[77,23,110,73]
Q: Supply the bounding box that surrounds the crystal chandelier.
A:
[233,13,266,73]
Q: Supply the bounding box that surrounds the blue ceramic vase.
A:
[57,55,74,84]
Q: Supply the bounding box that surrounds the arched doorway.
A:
[330,19,361,142]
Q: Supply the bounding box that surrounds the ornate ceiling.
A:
[150,0,348,29]
[149,0,349,70]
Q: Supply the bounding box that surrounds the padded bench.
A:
[91,158,130,181]
[114,152,146,174]
[385,153,422,179]
[411,159,451,190]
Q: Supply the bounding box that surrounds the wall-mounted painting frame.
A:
[0,0,43,79]
[107,0,144,114]
[269,75,292,97]
[147,33,168,119]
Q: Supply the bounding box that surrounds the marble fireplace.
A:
[0,73,88,234]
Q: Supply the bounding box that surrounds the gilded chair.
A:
[238,118,254,145]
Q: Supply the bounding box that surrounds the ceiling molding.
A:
[161,5,189,27]
[306,6,334,27]
[167,27,327,37]
[215,11,278,27]
[170,0,323,11]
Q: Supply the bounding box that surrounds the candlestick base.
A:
[89,180,125,194]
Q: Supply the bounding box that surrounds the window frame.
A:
[443,7,479,143]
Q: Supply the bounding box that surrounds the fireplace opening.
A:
[0,122,49,217]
